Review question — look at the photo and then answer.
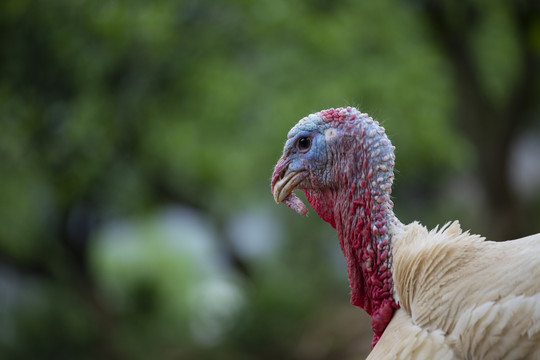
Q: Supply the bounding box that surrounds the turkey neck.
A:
[342,182,399,346]
[305,116,400,348]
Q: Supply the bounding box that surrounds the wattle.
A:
[305,187,399,348]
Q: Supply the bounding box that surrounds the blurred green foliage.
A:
[0,0,539,359]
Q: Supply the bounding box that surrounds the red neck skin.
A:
[304,178,399,348]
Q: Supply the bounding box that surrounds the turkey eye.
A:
[297,137,311,151]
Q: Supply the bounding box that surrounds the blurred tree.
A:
[0,0,538,359]
[416,0,540,239]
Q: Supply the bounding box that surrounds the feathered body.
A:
[376,221,540,359]
[271,107,540,359]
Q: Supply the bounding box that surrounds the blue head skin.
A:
[271,113,342,214]
[272,107,395,215]
[285,115,335,185]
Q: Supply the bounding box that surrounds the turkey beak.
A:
[272,157,296,203]
[271,156,308,215]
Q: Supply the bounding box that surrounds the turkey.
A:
[271,107,540,359]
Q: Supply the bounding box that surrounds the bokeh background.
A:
[1,0,539,359]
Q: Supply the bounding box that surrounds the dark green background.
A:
[1,0,539,359]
